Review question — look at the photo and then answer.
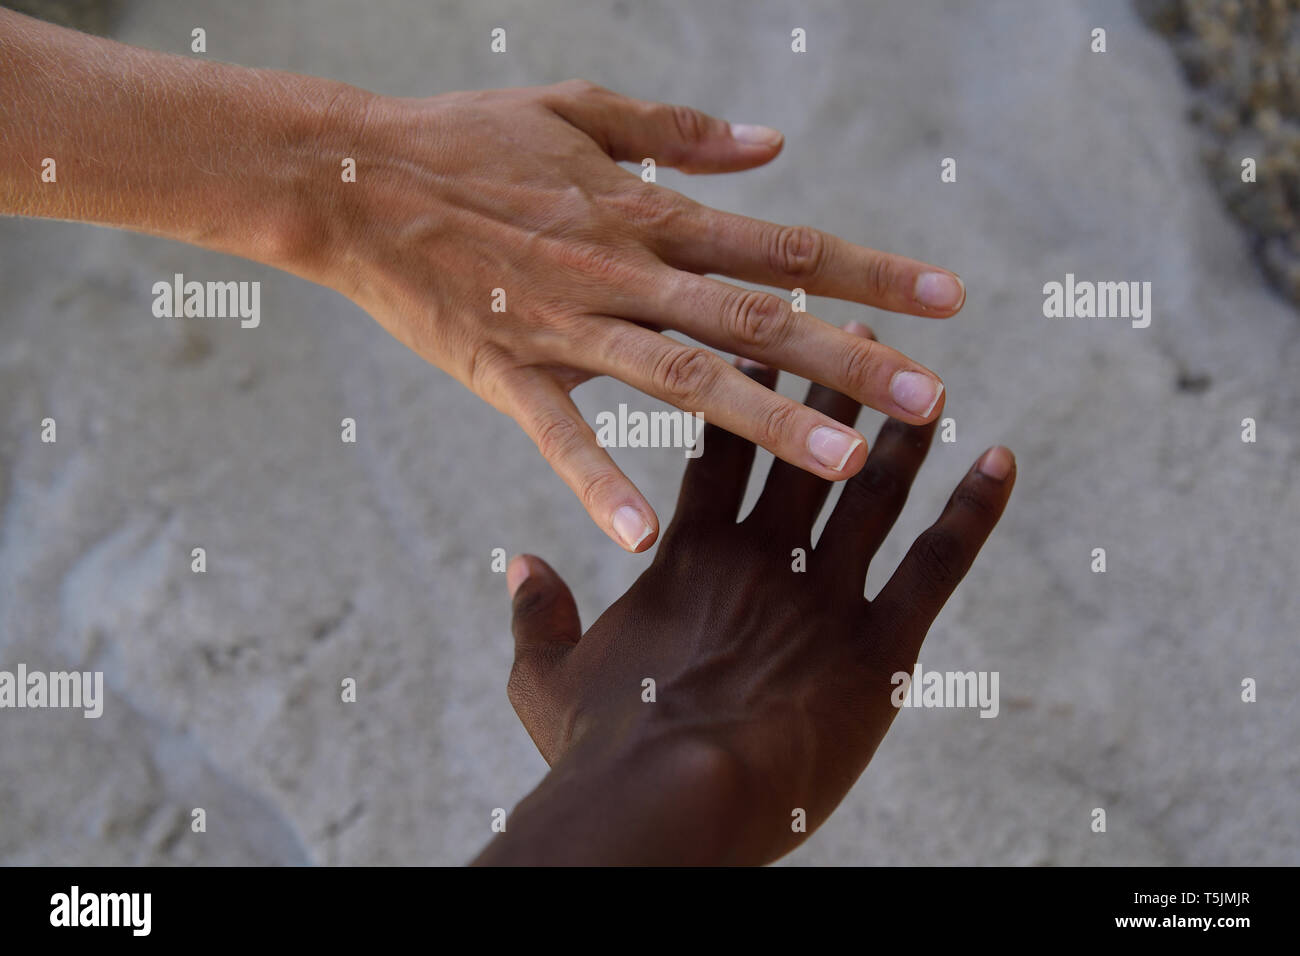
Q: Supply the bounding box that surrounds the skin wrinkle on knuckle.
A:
[610,184,685,235]
[576,467,624,512]
[668,102,710,145]
[950,485,998,521]
[556,236,642,289]
[580,244,628,284]
[754,398,798,451]
[770,224,824,280]
[512,587,552,628]
[532,413,585,462]
[728,288,790,350]
[840,337,880,395]
[865,253,896,300]
[654,346,720,405]
[914,528,966,590]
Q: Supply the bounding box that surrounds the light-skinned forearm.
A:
[0,7,368,274]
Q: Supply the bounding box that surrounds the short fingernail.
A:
[506,556,530,597]
[808,426,863,472]
[843,320,876,340]
[890,371,944,418]
[976,446,1013,481]
[735,356,768,371]
[914,272,965,310]
[730,122,783,146]
[612,505,653,551]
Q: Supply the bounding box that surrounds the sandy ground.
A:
[1,0,1297,865]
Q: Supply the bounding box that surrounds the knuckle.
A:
[950,485,998,521]
[913,528,966,590]
[511,585,552,626]
[610,185,681,232]
[754,398,799,450]
[769,224,825,280]
[839,337,881,393]
[865,254,898,299]
[858,461,902,501]
[466,341,505,397]
[532,303,587,343]
[576,467,625,513]
[557,240,637,285]
[726,288,791,350]
[653,346,722,405]
[560,77,603,97]
[668,103,710,144]
[533,413,585,462]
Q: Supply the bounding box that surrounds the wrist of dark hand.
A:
[475,723,768,866]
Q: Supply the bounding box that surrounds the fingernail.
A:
[612,506,653,551]
[843,320,876,340]
[914,272,965,310]
[506,556,530,597]
[730,122,783,146]
[808,426,863,472]
[976,446,1013,481]
[890,371,943,418]
[735,356,768,371]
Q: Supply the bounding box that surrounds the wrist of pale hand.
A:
[227,73,382,286]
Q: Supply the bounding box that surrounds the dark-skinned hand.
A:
[475,324,1014,866]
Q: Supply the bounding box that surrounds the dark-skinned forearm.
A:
[472,730,764,866]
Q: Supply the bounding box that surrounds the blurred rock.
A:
[1137,0,1300,304]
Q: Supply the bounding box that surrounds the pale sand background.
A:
[1,0,1296,865]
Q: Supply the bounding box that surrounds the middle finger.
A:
[635,268,946,424]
